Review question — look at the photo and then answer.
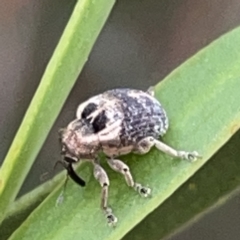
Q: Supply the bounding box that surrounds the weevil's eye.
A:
[92,110,108,133]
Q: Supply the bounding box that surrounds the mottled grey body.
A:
[59,87,200,227]
[115,89,168,146]
[69,88,169,158]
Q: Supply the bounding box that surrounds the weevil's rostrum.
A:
[59,88,200,226]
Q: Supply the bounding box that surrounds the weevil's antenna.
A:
[55,160,86,187]
[65,162,86,187]
[39,160,60,182]
[55,160,86,206]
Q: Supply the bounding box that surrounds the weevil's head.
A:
[59,118,101,162]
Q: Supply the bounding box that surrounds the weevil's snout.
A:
[57,128,86,187]
[59,127,79,162]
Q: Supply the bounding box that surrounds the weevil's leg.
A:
[135,136,200,162]
[146,86,154,96]
[154,138,200,162]
[107,158,151,198]
[92,160,117,226]
[133,136,155,154]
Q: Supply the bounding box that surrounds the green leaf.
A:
[124,129,240,240]
[0,172,65,239]
[8,27,240,239]
[3,130,240,240]
[0,0,116,224]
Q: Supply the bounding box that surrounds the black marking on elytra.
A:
[92,110,108,133]
[81,102,98,119]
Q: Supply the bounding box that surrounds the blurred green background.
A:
[1,0,240,239]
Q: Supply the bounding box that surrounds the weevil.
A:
[58,88,200,226]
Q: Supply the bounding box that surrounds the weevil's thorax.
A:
[60,119,101,160]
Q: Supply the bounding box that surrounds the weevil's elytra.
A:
[58,88,200,226]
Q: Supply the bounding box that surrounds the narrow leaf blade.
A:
[0,0,115,224]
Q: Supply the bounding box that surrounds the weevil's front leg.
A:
[135,136,200,162]
[93,160,117,226]
[107,158,151,197]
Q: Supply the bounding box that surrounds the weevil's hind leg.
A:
[146,86,155,96]
[135,136,200,162]
[92,160,117,227]
[107,158,151,198]
[154,138,200,162]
